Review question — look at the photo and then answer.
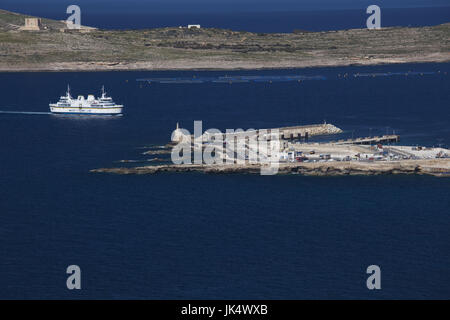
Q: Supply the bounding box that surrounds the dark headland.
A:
[0,9,449,71]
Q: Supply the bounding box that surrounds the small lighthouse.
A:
[172,122,187,142]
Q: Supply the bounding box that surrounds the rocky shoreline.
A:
[1,55,449,72]
[90,159,450,177]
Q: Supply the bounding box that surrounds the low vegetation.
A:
[0,9,449,71]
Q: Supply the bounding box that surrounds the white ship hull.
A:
[49,86,124,115]
[49,105,123,115]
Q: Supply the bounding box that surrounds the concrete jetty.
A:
[335,135,400,145]
[172,123,343,142]
[278,123,342,140]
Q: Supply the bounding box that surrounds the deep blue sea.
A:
[1,4,450,32]
[0,63,450,299]
[58,7,450,32]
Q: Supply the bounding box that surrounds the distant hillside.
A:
[0,9,66,31]
[0,9,449,71]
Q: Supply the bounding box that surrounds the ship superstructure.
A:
[49,86,123,115]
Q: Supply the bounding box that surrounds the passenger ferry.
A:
[49,86,123,115]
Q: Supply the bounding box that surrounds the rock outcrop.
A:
[91,159,450,177]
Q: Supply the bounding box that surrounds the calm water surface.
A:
[0,63,449,299]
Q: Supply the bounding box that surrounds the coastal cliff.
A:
[0,9,449,71]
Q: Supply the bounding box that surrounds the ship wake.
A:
[0,110,52,115]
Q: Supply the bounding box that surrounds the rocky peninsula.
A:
[90,122,450,177]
